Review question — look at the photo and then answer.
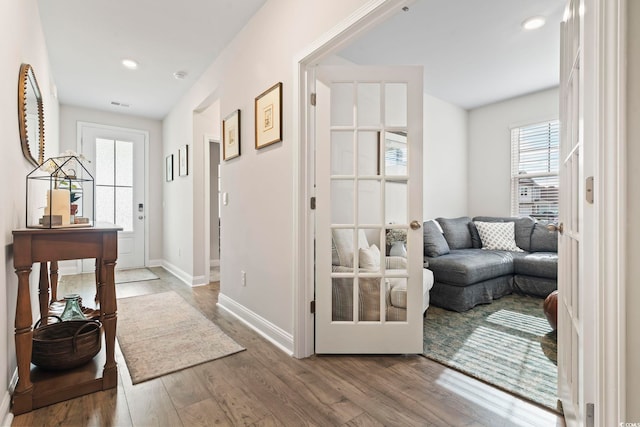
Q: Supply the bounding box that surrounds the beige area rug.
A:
[115,268,159,284]
[116,291,245,384]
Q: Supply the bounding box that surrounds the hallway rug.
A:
[423,294,558,411]
[117,291,245,384]
[115,268,159,284]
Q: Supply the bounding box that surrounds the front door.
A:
[81,124,146,270]
[315,65,423,354]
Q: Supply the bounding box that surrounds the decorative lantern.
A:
[26,155,94,228]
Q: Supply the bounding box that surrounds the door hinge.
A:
[586,176,594,204]
[310,300,316,313]
[586,403,594,427]
[310,197,316,210]
[310,92,316,106]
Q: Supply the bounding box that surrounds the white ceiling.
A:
[36,0,564,120]
[338,0,565,110]
[37,0,267,119]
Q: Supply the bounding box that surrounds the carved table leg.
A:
[12,266,34,414]
[49,260,59,303]
[38,262,50,325]
[99,257,118,389]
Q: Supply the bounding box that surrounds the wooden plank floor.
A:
[12,267,565,426]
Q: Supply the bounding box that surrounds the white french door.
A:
[315,65,423,354]
[81,124,146,270]
[558,0,594,424]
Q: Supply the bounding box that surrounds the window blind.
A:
[510,120,559,222]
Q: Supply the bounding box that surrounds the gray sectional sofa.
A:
[423,216,558,312]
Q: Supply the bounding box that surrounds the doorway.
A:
[79,122,148,270]
[210,140,221,282]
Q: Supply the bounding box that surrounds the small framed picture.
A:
[223,109,241,161]
[165,154,174,182]
[178,144,189,176]
[255,82,282,149]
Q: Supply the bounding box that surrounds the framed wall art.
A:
[165,154,174,182]
[223,109,241,160]
[178,144,189,176]
[254,82,282,149]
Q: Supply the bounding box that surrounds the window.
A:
[95,138,134,231]
[510,120,559,222]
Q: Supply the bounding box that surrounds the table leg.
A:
[12,266,34,414]
[38,262,50,325]
[99,257,118,389]
[49,260,59,303]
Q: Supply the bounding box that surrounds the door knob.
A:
[138,216,144,220]
[410,220,422,230]
[547,222,564,234]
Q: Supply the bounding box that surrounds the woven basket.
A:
[32,316,102,370]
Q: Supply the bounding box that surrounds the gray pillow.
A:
[530,223,558,252]
[469,222,482,248]
[423,220,450,257]
[436,217,473,249]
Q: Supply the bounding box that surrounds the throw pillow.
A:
[474,221,524,252]
[359,244,381,270]
[436,217,473,249]
[423,220,450,257]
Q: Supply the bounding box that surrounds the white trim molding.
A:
[161,260,208,287]
[595,0,627,424]
[218,293,294,355]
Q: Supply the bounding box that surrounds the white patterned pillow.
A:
[473,221,524,252]
[359,244,381,270]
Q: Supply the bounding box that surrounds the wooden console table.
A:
[11,223,122,415]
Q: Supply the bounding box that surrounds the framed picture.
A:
[223,109,241,160]
[255,82,282,149]
[165,154,174,182]
[178,144,189,176]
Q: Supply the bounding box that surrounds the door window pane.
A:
[331,131,354,175]
[96,139,114,186]
[115,140,133,186]
[385,181,407,224]
[358,132,379,176]
[357,83,380,126]
[96,186,114,224]
[116,187,133,231]
[384,132,408,176]
[332,277,353,321]
[385,83,407,127]
[331,180,354,224]
[331,83,354,126]
[358,180,381,224]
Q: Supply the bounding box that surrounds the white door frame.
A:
[76,121,150,269]
[202,133,220,286]
[291,0,627,423]
[292,0,413,359]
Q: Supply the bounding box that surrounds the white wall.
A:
[423,93,468,219]
[626,0,640,420]
[162,0,371,346]
[467,88,559,217]
[0,0,59,422]
[58,105,164,264]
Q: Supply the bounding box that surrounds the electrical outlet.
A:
[241,271,246,286]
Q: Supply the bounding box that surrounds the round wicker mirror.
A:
[18,63,45,168]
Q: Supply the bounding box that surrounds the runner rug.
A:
[117,291,245,384]
[423,294,558,411]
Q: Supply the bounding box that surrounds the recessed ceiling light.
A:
[522,16,546,30]
[121,59,139,70]
[173,71,188,80]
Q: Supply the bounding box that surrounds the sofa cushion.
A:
[436,217,473,249]
[358,244,380,270]
[513,252,557,279]
[474,221,524,252]
[426,249,520,286]
[530,223,558,252]
[423,220,450,257]
[472,216,536,252]
[512,275,557,298]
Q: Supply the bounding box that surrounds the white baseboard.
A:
[0,389,13,427]
[217,293,293,356]
[161,260,206,287]
[147,259,163,268]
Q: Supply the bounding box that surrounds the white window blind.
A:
[510,120,559,222]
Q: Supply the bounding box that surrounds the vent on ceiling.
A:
[110,101,130,108]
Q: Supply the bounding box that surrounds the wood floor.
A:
[12,267,565,427]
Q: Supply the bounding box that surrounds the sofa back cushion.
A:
[436,217,473,249]
[472,216,536,252]
[530,222,558,252]
[473,221,524,252]
[423,220,450,257]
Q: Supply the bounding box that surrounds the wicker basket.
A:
[32,316,102,370]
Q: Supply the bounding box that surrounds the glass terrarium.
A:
[26,155,94,228]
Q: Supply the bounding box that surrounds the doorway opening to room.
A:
[209,140,221,283]
[296,0,575,416]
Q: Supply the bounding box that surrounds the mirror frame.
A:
[18,63,45,168]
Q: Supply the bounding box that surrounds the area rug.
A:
[423,294,558,411]
[115,268,159,284]
[117,291,245,384]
